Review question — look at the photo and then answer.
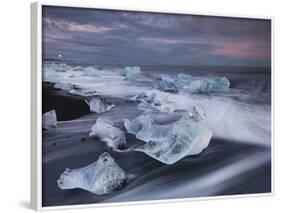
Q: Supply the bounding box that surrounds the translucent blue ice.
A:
[69,88,97,97]
[57,152,127,194]
[120,66,141,82]
[130,92,175,113]
[153,75,179,93]
[176,74,230,94]
[42,110,57,130]
[124,114,154,135]
[124,106,212,164]
[154,74,230,94]
[43,62,71,72]
[85,97,115,113]
[83,66,101,77]
[89,117,126,150]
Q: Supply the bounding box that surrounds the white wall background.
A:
[0,0,280,212]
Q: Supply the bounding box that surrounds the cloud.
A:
[211,40,271,59]
[43,17,114,33]
[42,6,271,67]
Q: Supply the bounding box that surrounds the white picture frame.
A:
[31,1,274,210]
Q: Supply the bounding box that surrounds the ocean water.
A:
[42,61,271,206]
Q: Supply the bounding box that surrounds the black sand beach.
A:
[42,85,271,207]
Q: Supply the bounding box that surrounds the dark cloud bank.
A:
[42,6,271,68]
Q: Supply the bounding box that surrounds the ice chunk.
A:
[89,117,126,150]
[154,95,175,113]
[43,62,71,72]
[126,106,212,164]
[177,75,230,94]
[124,114,154,135]
[153,75,178,93]
[69,88,97,97]
[120,66,141,82]
[131,92,175,113]
[42,72,59,83]
[54,82,73,91]
[72,65,83,71]
[42,110,57,130]
[83,66,101,77]
[154,74,230,94]
[129,92,159,105]
[129,92,149,102]
[85,97,115,113]
[57,152,127,194]
[95,65,105,70]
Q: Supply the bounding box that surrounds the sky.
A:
[42,6,271,67]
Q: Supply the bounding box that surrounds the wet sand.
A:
[42,85,271,207]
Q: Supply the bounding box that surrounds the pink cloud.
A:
[211,40,271,59]
[44,18,113,33]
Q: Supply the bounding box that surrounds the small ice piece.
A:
[130,92,160,105]
[211,76,231,92]
[85,97,115,113]
[57,152,127,194]
[153,75,178,93]
[83,66,101,77]
[129,92,148,102]
[95,65,105,70]
[69,88,97,97]
[54,82,73,91]
[176,74,230,94]
[89,117,126,150]
[134,92,175,113]
[43,62,71,72]
[128,106,212,164]
[120,66,141,82]
[154,95,175,113]
[42,110,57,130]
[124,114,154,135]
[72,65,83,71]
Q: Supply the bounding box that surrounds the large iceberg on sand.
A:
[57,152,127,194]
[42,110,57,130]
[89,117,126,150]
[124,106,212,164]
[85,97,115,113]
[120,66,141,82]
[154,74,230,94]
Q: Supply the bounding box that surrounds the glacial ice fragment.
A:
[130,92,160,105]
[69,88,97,97]
[126,106,212,164]
[120,66,141,82]
[43,62,71,72]
[130,92,175,113]
[153,74,230,94]
[124,114,154,135]
[83,66,101,77]
[42,110,57,130]
[89,117,126,150]
[54,82,73,91]
[57,152,127,194]
[176,74,230,94]
[153,75,178,93]
[85,97,115,113]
